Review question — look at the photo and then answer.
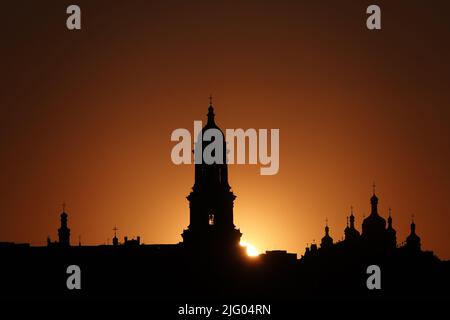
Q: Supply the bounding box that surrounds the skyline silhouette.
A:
[2,1,450,260]
[1,0,450,304]
[1,105,448,300]
[3,104,437,263]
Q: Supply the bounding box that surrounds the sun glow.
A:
[240,241,260,257]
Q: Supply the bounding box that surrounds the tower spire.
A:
[349,206,356,228]
[112,226,119,246]
[386,207,396,248]
[207,95,215,125]
[370,183,379,215]
[406,213,420,251]
[321,218,333,249]
[58,204,70,247]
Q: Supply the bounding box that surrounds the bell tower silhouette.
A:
[181,98,242,252]
[58,203,71,247]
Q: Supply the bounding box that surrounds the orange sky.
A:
[1,1,450,259]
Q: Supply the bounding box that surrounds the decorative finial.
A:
[207,96,215,124]
[325,217,328,226]
[372,182,376,195]
[389,207,392,217]
[410,214,416,233]
[113,226,118,237]
[209,94,213,107]
[62,202,66,212]
[350,205,354,215]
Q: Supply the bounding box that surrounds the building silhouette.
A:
[181,102,242,254]
[320,220,333,249]
[386,208,397,249]
[307,189,422,256]
[47,205,70,247]
[344,207,360,243]
[361,189,390,249]
[405,216,421,251]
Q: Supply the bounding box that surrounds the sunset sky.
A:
[1,1,449,259]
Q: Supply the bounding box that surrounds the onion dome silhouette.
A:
[386,208,397,248]
[320,219,333,249]
[405,215,421,251]
[362,185,386,240]
[344,206,360,242]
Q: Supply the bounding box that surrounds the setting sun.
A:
[240,241,260,257]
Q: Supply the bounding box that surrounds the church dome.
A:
[202,105,225,136]
[386,210,396,235]
[406,219,421,250]
[362,212,386,230]
[195,101,228,168]
[320,224,333,249]
[362,191,386,238]
[197,104,226,152]
[345,212,361,242]
[406,230,420,243]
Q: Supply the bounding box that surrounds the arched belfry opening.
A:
[209,214,215,226]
